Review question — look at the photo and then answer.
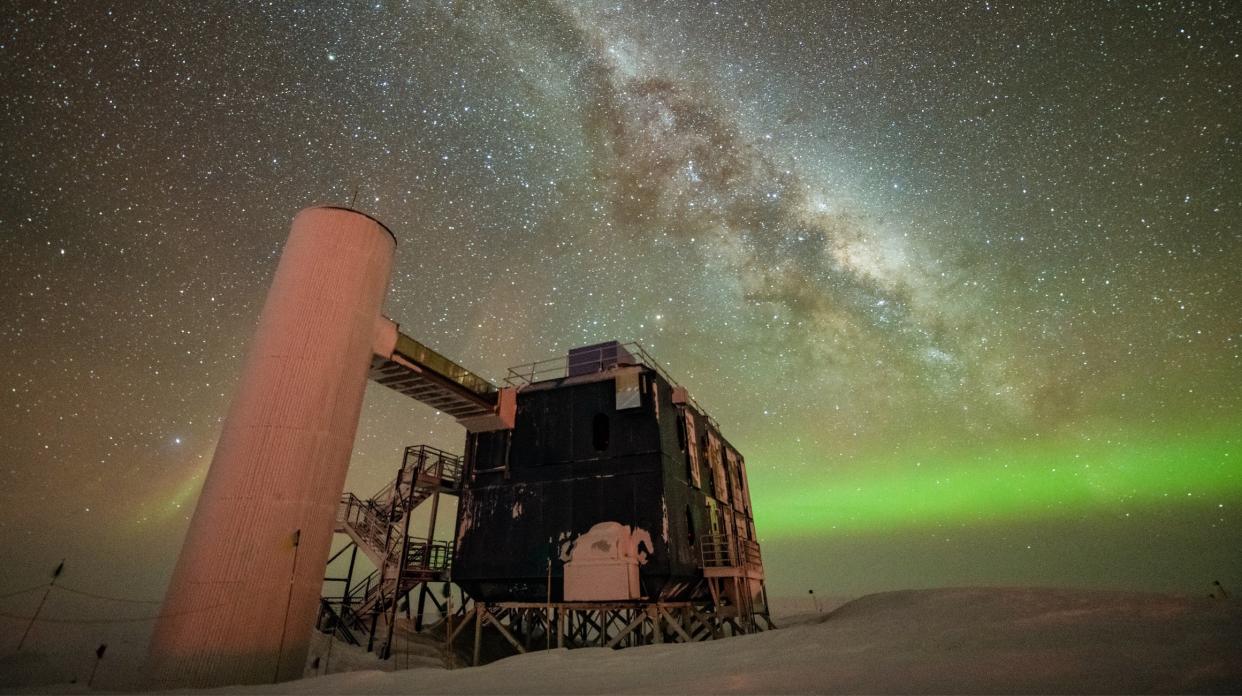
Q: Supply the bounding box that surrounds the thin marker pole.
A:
[17,560,64,651]
[87,644,107,687]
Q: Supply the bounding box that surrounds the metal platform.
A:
[446,598,776,667]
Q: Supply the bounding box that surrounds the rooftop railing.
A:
[503,341,718,426]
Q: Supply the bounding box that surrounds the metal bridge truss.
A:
[442,532,774,666]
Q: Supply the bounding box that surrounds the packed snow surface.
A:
[7,587,1241,694]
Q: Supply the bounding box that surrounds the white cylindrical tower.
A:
[147,207,395,688]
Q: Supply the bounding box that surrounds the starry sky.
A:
[2,0,1240,634]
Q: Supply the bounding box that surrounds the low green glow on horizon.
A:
[751,428,1241,538]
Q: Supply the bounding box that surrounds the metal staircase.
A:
[700,532,773,632]
[318,445,461,653]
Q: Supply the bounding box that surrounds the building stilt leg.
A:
[472,604,483,667]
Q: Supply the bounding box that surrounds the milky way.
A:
[1,1,1239,664]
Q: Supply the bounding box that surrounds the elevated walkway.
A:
[369,331,501,423]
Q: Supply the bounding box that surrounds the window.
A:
[592,413,610,451]
[675,408,686,451]
[685,505,696,546]
[685,411,700,487]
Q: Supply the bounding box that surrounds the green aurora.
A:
[752,427,1241,537]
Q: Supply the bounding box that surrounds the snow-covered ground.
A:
[5,587,1240,694]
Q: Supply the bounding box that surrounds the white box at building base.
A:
[563,522,644,601]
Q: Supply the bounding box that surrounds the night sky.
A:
[2,0,1240,637]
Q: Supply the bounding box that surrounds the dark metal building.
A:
[453,342,767,621]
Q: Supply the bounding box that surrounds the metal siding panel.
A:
[452,370,720,603]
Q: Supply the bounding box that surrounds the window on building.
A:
[685,505,696,546]
[675,408,686,451]
[685,411,701,487]
[592,413,610,451]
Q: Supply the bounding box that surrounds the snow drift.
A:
[5,587,1239,694]
[225,587,1242,694]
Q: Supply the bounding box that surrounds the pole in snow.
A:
[16,560,64,651]
[88,644,107,687]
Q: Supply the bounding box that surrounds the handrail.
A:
[346,568,380,603]
[501,341,719,429]
[392,332,496,397]
[325,443,463,648]
[338,493,391,547]
[402,444,464,487]
[700,533,763,569]
[336,499,456,572]
[317,598,362,645]
[403,537,454,572]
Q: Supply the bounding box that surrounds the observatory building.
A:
[148,208,770,688]
[457,341,765,613]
